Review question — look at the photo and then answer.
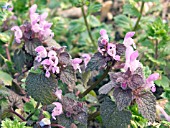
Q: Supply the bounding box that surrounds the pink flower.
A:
[124,46,140,72]
[146,73,159,92]
[11,26,23,43]
[72,58,82,73]
[35,46,47,62]
[55,88,62,100]
[48,50,57,59]
[29,4,37,15]
[99,29,109,45]
[123,32,136,48]
[40,12,48,21]
[82,54,91,67]
[156,105,170,122]
[52,102,63,120]
[107,43,120,61]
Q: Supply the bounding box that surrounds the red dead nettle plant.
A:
[11,4,160,128]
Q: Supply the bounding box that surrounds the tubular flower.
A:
[11,26,23,43]
[52,102,63,120]
[72,58,82,73]
[146,73,159,92]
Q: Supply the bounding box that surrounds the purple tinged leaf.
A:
[113,87,132,111]
[24,38,42,56]
[58,52,71,65]
[133,67,144,77]
[127,74,145,90]
[60,65,77,87]
[135,91,156,123]
[116,44,126,56]
[109,72,123,82]
[86,52,106,71]
[99,81,116,94]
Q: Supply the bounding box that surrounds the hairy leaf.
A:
[60,65,76,86]
[25,72,57,105]
[123,4,141,17]
[135,91,156,123]
[13,49,26,71]
[24,38,41,56]
[58,52,71,65]
[116,44,126,56]
[98,81,115,94]
[127,74,144,90]
[109,72,123,82]
[86,52,106,71]
[113,87,132,111]
[100,97,132,128]
[57,114,73,128]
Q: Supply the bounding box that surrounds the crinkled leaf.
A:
[134,67,144,77]
[13,49,26,71]
[123,4,141,17]
[57,114,73,127]
[109,72,123,82]
[87,15,100,27]
[86,52,106,71]
[0,70,13,86]
[100,97,132,128]
[116,44,126,56]
[127,74,144,90]
[24,38,41,56]
[73,112,87,125]
[113,87,132,111]
[43,38,61,48]
[135,91,156,123]
[58,52,71,65]
[25,72,57,105]
[87,2,102,14]
[99,81,115,94]
[60,65,76,86]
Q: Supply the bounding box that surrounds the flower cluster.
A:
[29,4,54,39]
[98,29,120,61]
[99,31,159,95]
[11,4,54,44]
[71,54,91,73]
[35,46,60,78]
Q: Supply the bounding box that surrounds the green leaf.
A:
[155,75,170,89]
[100,97,132,128]
[25,72,58,105]
[87,2,102,14]
[135,91,156,123]
[68,19,86,34]
[114,14,132,30]
[0,33,10,43]
[24,101,35,113]
[161,89,170,100]
[123,3,141,17]
[145,53,166,66]
[87,15,100,27]
[0,70,12,86]
[29,67,43,74]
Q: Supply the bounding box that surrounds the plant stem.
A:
[10,109,26,121]
[133,1,145,31]
[154,39,158,59]
[26,102,40,120]
[88,111,100,121]
[4,44,11,61]
[81,5,97,48]
[79,65,112,98]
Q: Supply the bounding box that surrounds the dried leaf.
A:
[113,87,132,111]
[24,38,41,56]
[135,91,156,123]
[86,52,106,71]
[98,81,115,94]
[100,97,132,128]
[60,65,76,86]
